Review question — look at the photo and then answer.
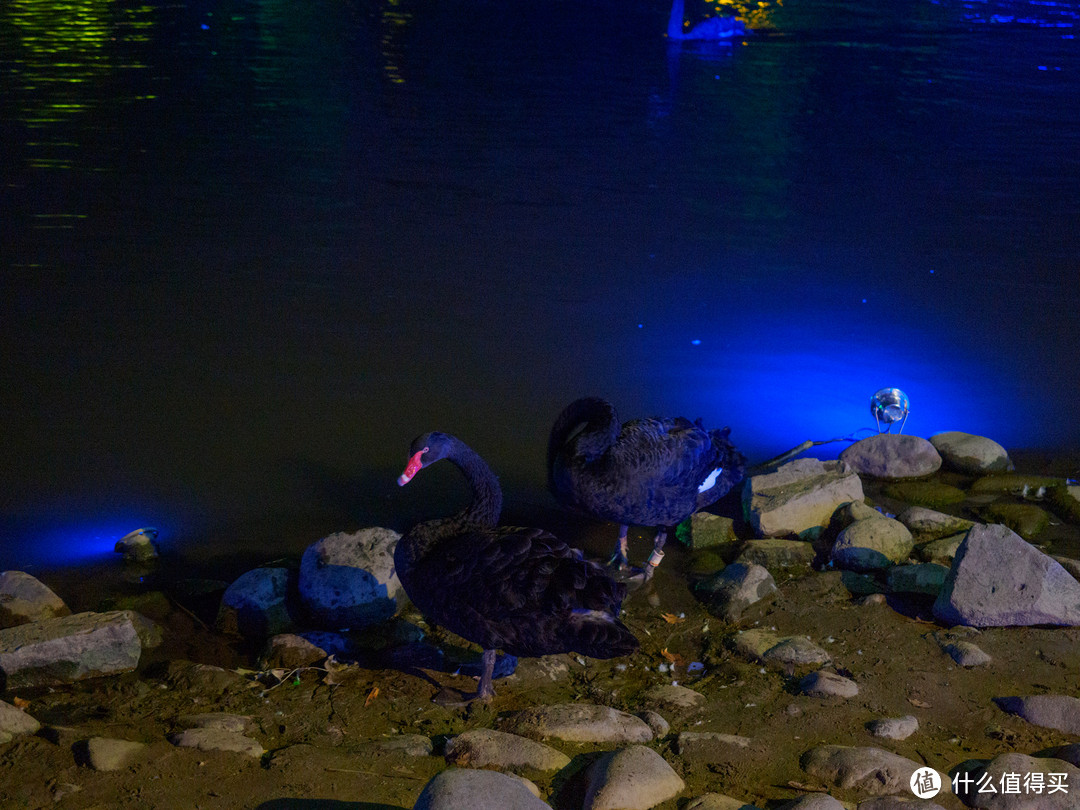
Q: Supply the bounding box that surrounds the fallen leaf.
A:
[660,612,685,624]
[660,648,688,666]
[365,686,379,707]
[908,697,932,708]
[12,697,30,710]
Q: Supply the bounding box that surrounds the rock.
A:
[583,745,685,810]
[951,752,1080,808]
[0,610,141,690]
[686,794,762,810]
[993,694,1080,734]
[414,769,548,810]
[887,564,949,596]
[917,533,967,566]
[505,703,653,744]
[636,710,670,738]
[697,563,777,621]
[733,630,832,671]
[0,571,70,628]
[1052,555,1080,582]
[942,641,991,667]
[298,527,403,629]
[839,433,942,479]
[735,538,817,572]
[642,684,706,711]
[930,432,1012,475]
[866,715,919,740]
[970,474,1062,496]
[176,713,253,733]
[684,513,738,548]
[215,567,296,639]
[0,698,41,738]
[444,728,570,772]
[1035,742,1080,768]
[169,727,265,758]
[897,507,975,543]
[259,633,330,670]
[675,732,753,763]
[82,737,147,771]
[163,660,247,696]
[832,515,914,571]
[979,503,1050,540]
[743,459,864,539]
[801,745,924,796]
[858,799,947,810]
[799,670,859,698]
[933,523,1080,626]
[781,796,846,809]
[882,481,966,510]
[1047,483,1080,524]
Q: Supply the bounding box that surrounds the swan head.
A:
[397,431,453,485]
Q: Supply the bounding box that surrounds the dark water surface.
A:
[2,0,1079,574]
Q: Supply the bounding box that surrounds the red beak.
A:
[397,448,427,486]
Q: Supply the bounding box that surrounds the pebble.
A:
[675,732,754,763]
[799,670,859,698]
[800,745,924,796]
[866,715,919,740]
[82,737,147,771]
[583,745,685,810]
[686,793,762,809]
[897,506,974,543]
[942,640,992,667]
[169,727,265,758]
[505,703,653,744]
[641,684,706,711]
[697,562,777,621]
[636,710,670,738]
[0,698,41,738]
[781,795,846,809]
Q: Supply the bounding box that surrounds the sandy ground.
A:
[2,455,1079,809]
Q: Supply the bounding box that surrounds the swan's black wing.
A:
[405,525,637,660]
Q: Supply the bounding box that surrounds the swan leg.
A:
[642,529,668,581]
[608,525,631,570]
[476,648,497,700]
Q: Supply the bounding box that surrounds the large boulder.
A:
[930,431,1012,475]
[839,433,942,479]
[216,567,296,639]
[298,528,403,628]
[0,571,70,628]
[583,745,685,810]
[743,459,864,539]
[933,524,1080,626]
[0,611,142,689]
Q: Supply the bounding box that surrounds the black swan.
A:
[395,431,638,700]
[667,0,748,40]
[548,397,745,579]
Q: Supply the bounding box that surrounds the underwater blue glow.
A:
[1,512,174,571]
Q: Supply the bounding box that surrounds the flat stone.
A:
[943,640,991,667]
[259,633,330,670]
[83,737,147,771]
[933,523,1080,627]
[1047,484,1080,524]
[979,502,1050,540]
[176,713,253,733]
[0,698,41,737]
[839,433,942,479]
[799,670,859,698]
[216,567,296,639]
[506,703,653,744]
[583,745,685,810]
[0,610,141,689]
[993,694,1080,735]
[735,538,817,572]
[832,516,914,571]
[298,527,404,629]
[696,562,777,622]
[951,753,1080,809]
[685,794,762,810]
[761,636,832,669]
[642,684,706,711]
[743,459,864,539]
[897,507,975,543]
[444,728,570,772]
[414,769,550,810]
[883,481,967,510]
[675,732,753,763]
[0,571,70,628]
[800,745,924,796]
[930,431,1012,475]
[866,715,919,740]
[169,727,265,758]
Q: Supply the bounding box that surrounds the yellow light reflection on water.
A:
[710,0,780,30]
[380,0,413,86]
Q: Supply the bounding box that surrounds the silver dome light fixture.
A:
[871,387,910,434]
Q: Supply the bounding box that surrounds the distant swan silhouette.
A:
[667,0,747,40]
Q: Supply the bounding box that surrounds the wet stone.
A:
[897,506,975,543]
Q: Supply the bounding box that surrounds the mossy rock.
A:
[883,481,967,509]
[1047,485,1080,524]
[980,503,1051,540]
[969,474,1064,495]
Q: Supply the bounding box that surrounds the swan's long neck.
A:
[446,437,503,528]
[667,0,687,39]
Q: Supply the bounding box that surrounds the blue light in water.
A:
[691,339,702,345]
[4,515,173,570]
